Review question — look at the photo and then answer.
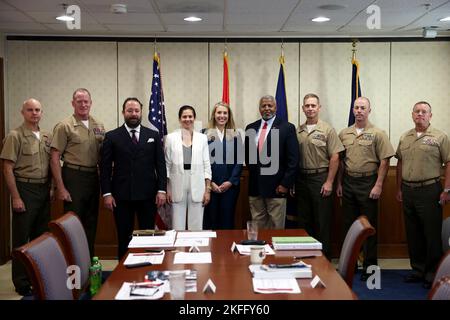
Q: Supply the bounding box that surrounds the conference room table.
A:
[94,229,356,300]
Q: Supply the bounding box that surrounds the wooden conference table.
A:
[94,229,355,300]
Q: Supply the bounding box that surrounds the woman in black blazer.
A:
[202,102,244,230]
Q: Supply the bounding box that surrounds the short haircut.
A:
[413,101,432,112]
[122,97,143,111]
[355,96,371,108]
[303,93,320,105]
[72,88,91,100]
[259,95,276,107]
[178,105,196,119]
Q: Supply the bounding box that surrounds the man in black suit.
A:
[245,95,299,229]
[100,97,167,260]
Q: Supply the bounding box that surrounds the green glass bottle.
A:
[89,256,102,296]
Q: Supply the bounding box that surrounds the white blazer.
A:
[165,130,212,203]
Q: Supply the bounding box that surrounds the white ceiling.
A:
[0,0,449,38]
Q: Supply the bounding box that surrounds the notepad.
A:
[272,236,322,250]
[128,230,176,248]
[252,278,301,294]
[115,282,166,300]
[248,263,312,279]
[123,251,165,266]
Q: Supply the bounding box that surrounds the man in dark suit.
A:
[245,95,299,229]
[100,97,167,260]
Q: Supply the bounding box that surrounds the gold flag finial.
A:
[351,39,358,61]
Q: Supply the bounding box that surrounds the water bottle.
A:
[89,256,102,296]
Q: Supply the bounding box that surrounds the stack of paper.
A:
[272,236,322,250]
[177,231,217,238]
[115,281,166,300]
[174,238,209,247]
[128,230,177,248]
[248,262,312,279]
[252,278,301,294]
[123,251,165,266]
[173,252,212,264]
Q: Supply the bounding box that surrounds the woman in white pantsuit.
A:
[165,105,212,230]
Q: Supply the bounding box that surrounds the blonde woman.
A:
[165,105,211,230]
[202,102,243,229]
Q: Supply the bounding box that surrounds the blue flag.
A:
[275,55,288,122]
[149,52,167,142]
[348,58,361,126]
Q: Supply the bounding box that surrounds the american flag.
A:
[149,52,167,142]
[148,51,170,230]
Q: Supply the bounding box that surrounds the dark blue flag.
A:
[348,58,361,126]
[149,52,167,142]
[275,56,288,122]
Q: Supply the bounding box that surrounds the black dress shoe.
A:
[15,286,32,296]
[404,273,424,283]
[422,281,432,289]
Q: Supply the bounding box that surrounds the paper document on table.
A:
[252,278,301,294]
[174,238,209,247]
[249,263,312,279]
[173,252,212,264]
[123,251,165,266]
[115,281,166,300]
[177,231,217,238]
[128,230,176,248]
[235,244,275,255]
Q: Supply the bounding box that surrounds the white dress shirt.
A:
[254,115,276,146]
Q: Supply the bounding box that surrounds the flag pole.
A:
[351,39,358,61]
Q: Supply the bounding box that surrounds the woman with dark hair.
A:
[202,102,243,229]
[165,105,212,230]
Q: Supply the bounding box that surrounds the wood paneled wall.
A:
[50,166,450,259]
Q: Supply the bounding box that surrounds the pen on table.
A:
[132,252,162,256]
[133,282,163,288]
[125,262,153,268]
[293,255,316,260]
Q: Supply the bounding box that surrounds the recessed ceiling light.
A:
[56,3,75,22]
[439,16,450,22]
[312,17,330,22]
[56,15,75,22]
[184,16,202,22]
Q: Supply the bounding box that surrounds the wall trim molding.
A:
[6,36,450,43]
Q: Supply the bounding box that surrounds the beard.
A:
[125,117,141,128]
[262,113,275,121]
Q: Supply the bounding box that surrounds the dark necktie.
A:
[130,130,138,145]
